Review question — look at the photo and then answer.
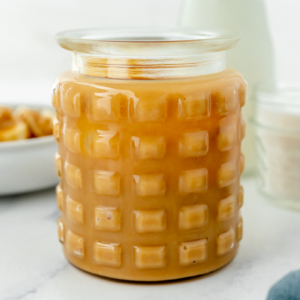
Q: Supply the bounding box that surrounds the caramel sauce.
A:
[54,67,246,281]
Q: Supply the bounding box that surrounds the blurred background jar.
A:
[179,0,276,175]
[253,84,300,210]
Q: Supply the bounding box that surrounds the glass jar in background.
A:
[253,85,300,210]
[53,28,247,281]
[179,0,275,175]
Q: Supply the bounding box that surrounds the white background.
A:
[0,0,299,104]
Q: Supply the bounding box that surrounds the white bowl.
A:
[0,103,59,196]
[0,135,58,195]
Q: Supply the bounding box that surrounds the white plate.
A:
[0,106,58,195]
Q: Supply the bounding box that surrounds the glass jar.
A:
[253,84,300,210]
[53,28,247,281]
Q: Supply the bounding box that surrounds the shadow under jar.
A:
[53,28,247,281]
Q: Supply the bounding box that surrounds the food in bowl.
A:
[0,105,55,142]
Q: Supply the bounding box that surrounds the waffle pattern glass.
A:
[53,28,246,281]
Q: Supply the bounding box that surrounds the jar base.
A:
[63,246,239,282]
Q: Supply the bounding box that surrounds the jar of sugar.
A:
[253,85,300,210]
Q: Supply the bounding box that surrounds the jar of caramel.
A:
[53,28,246,281]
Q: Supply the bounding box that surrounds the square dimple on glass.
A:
[57,218,64,243]
[240,118,246,140]
[55,152,62,178]
[66,196,83,223]
[178,92,210,120]
[133,174,166,197]
[218,196,236,221]
[133,210,166,233]
[134,245,166,269]
[94,207,121,231]
[94,242,122,267]
[61,87,81,118]
[88,91,122,122]
[94,171,120,196]
[179,204,208,230]
[217,228,235,256]
[216,87,239,114]
[237,217,243,241]
[66,230,84,258]
[217,124,237,151]
[179,169,208,194]
[218,161,236,188]
[131,136,166,160]
[56,184,64,212]
[238,185,244,208]
[179,131,209,158]
[239,83,247,108]
[53,119,60,143]
[131,96,167,122]
[65,162,82,189]
[179,239,207,266]
[239,153,245,175]
[89,131,120,159]
[52,87,60,111]
[64,127,81,153]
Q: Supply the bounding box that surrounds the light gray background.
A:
[0,0,299,103]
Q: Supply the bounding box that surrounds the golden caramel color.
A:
[54,68,246,281]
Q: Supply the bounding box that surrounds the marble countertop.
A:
[1,177,300,300]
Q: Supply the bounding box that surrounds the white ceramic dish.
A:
[0,106,58,195]
[0,135,58,196]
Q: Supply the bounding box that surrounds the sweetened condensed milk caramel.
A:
[53,28,246,281]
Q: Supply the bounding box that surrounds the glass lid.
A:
[56,27,241,56]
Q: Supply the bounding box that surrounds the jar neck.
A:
[72,51,226,79]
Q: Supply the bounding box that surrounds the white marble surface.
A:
[1,177,300,300]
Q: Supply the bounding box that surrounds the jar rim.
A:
[56,27,241,56]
